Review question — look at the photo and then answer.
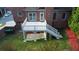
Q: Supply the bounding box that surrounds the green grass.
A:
[0,31,71,51]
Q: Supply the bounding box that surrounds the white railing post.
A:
[22,17,27,27]
[34,25,36,31]
[21,17,27,42]
[46,23,63,38]
[46,24,58,32]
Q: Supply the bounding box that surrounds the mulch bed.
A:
[65,28,79,51]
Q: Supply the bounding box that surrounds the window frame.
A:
[28,12,36,22]
[40,12,44,22]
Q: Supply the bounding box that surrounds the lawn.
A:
[0,31,71,51]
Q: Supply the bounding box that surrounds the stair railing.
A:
[46,24,60,35]
[22,17,27,27]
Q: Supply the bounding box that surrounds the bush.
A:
[68,7,79,33]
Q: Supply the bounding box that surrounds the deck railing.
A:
[21,18,63,39]
[22,18,46,31]
[23,25,46,31]
[22,17,27,27]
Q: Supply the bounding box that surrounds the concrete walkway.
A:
[25,32,46,41]
[65,28,79,51]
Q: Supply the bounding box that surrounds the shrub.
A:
[68,7,79,32]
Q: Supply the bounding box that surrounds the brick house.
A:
[0,7,72,41]
[7,7,72,29]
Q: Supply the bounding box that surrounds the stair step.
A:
[46,24,63,39]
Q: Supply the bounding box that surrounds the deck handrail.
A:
[46,24,60,35]
[22,17,27,27]
[22,18,46,26]
[23,25,46,31]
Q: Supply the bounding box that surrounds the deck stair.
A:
[46,24,63,39]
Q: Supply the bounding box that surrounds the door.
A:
[28,12,36,22]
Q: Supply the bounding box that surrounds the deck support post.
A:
[23,31,27,42]
[44,32,47,40]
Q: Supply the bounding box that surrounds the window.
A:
[53,13,56,19]
[40,12,44,21]
[17,12,22,17]
[29,13,32,20]
[32,13,35,20]
[62,13,66,19]
[28,12,36,22]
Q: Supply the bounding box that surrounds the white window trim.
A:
[28,12,36,22]
[40,12,44,21]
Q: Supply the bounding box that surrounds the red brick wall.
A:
[45,7,54,25]
[10,7,26,23]
[52,20,68,29]
[36,11,40,21]
[8,7,26,29]
[10,7,41,22]
[45,7,71,29]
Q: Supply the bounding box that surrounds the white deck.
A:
[22,18,63,41]
[22,20,46,32]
